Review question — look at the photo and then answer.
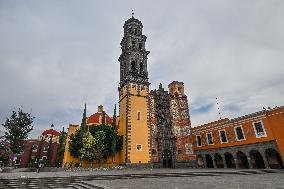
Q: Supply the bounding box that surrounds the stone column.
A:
[260,151,270,169]
[221,154,227,168]
[202,154,208,168]
[246,152,253,169]
[233,153,239,169]
[212,155,217,168]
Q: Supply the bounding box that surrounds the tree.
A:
[69,131,82,158]
[0,136,12,166]
[79,131,96,167]
[68,104,87,158]
[56,127,67,167]
[93,130,105,165]
[111,105,117,161]
[2,108,34,154]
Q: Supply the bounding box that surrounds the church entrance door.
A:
[162,149,173,168]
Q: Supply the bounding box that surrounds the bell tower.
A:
[118,14,151,165]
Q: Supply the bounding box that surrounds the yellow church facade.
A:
[63,15,151,167]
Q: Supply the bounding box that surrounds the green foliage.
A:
[79,131,96,163]
[80,104,88,133]
[56,128,67,167]
[69,130,83,158]
[0,136,12,166]
[68,105,123,165]
[2,108,34,154]
[93,130,105,163]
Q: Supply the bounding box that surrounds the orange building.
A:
[190,106,284,169]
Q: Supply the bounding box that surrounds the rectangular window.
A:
[219,130,228,143]
[196,135,202,147]
[137,111,141,120]
[136,144,142,151]
[253,121,267,138]
[235,126,245,141]
[206,133,214,145]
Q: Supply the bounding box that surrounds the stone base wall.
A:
[125,163,153,169]
[152,160,196,168]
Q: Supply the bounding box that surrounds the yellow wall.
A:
[119,83,151,164]
[62,124,80,166]
[118,84,128,164]
[62,122,125,167]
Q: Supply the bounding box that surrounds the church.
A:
[63,15,284,169]
[62,15,194,168]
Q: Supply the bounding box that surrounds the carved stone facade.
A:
[150,81,195,168]
[150,84,177,168]
[168,81,194,161]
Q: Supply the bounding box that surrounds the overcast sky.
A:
[0,0,284,138]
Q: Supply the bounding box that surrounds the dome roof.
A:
[124,16,143,27]
[42,129,59,137]
[87,111,112,125]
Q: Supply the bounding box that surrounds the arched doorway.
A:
[224,152,236,168]
[265,148,284,169]
[236,151,249,169]
[214,153,224,168]
[197,155,205,168]
[162,149,173,168]
[250,150,265,169]
[205,154,214,168]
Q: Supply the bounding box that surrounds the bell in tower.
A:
[119,13,150,88]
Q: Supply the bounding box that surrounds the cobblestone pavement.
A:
[0,169,283,189]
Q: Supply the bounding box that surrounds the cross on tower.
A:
[131,10,134,17]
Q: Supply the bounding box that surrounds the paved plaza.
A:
[0,169,284,189]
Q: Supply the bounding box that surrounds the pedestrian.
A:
[38,160,43,173]
[35,160,39,173]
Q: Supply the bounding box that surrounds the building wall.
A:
[191,109,284,152]
[168,81,194,161]
[21,139,59,167]
[150,81,195,164]
[190,106,284,168]
[119,82,151,164]
[62,124,81,166]
[266,108,284,159]
[63,123,124,167]
[118,84,128,164]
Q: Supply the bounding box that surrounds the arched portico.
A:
[236,151,249,169]
[265,148,284,169]
[250,150,265,169]
[205,154,214,168]
[224,152,236,168]
[196,155,205,168]
[214,153,224,168]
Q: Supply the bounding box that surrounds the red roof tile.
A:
[87,111,112,125]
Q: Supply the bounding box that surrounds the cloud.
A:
[0,0,284,137]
